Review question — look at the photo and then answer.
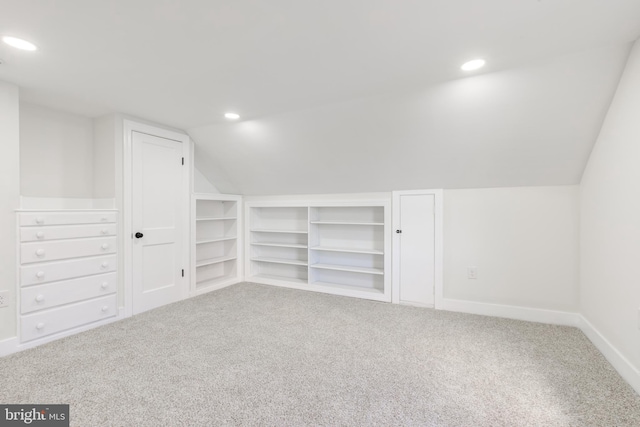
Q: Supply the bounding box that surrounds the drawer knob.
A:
[35,249,45,257]
[35,294,44,303]
[36,231,45,239]
[101,243,109,250]
[35,217,44,224]
[101,217,107,222]
[36,323,45,330]
[101,229,108,235]
[101,262,109,269]
[36,271,45,279]
[101,282,109,290]
[101,305,109,312]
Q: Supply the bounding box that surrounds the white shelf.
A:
[311,281,384,295]
[251,229,307,234]
[196,236,237,245]
[196,255,237,268]
[252,257,308,266]
[310,221,383,226]
[310,263,383,275]
[196,216,237,221]
[252,242,308,249]
[310,246,383,255]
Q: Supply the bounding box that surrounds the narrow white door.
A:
[132,131,185,314]
[396,194,435,306]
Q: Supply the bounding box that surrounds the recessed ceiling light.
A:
[461,59,485,71]
[2,36,37,51]
[224,112,240,120]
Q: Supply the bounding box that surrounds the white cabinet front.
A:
[21,272,117,314]
[20,254,117,286]
[21,237,116,264]
[20,223,117,242]
[21,295,117,342]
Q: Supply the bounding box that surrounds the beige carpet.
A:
[1,282,639,426]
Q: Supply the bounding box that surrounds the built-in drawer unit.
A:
[17,209,119,345]
[21,294,118,342]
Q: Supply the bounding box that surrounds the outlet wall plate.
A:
[0,290,9,308]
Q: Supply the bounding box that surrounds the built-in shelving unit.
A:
[245,202,390,301]
[191,194,242,295]
[248,206,309,284]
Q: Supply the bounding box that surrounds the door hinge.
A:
[182,269,184,277]
[181,157,184,165]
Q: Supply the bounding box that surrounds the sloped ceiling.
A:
[1,1,639,194]
[189,44,631,194]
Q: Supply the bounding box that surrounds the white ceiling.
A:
[1,1,639,194]
[0,0,638,128]
[189,44,631,194]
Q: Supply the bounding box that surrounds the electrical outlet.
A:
[0,290,9,308]
[467,267,478,280]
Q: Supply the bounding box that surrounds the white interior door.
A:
[394,193,436,306]
[132,131,185,314]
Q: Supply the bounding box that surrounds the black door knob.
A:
[135,232,144,238]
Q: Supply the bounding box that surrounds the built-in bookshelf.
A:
[245,202,390,301]
[249,206,309,285]
[192,194,242,295]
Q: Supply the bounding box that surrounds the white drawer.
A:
[21,294,117,342]
[21,237,116,264]
[20,211,117,226]
[21,272,117,314]
[21,254,117,286]
[20,223,117,242]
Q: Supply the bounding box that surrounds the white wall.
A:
[20,103,94,198]
[194,167,219,194]
[192,142,238,194]
[580,39,640,374]
[0,81,20,341]
[93,114,116,199]
[444,186,579,312]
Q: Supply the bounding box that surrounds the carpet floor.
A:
[1,282,639,426]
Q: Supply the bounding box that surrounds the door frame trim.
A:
[391,189,443,307]
[122,120,191,317]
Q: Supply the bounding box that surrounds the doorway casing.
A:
[122,120,191,317]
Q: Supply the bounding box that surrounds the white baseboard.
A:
[400,301,435,309]
[578,315,640,395]
[191,278,241,297]
[437,297,580,326]
[436,298,640,395]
